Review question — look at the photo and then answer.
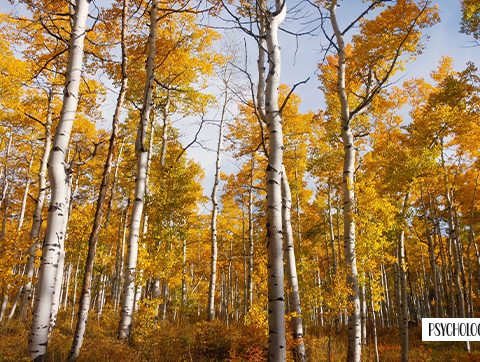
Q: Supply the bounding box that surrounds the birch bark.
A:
[69,0,128,357]
[281,166,305,361]
[360,278,367,345]
[17,153,33,232]
[70,255,80,329]
[399,194,409,362]
[63,263,72,310]
[263,1,287,359]
[28,1,90,359]
[118,0,157,340]
[105,139,125,227]
[327,182,337,276]
[329,2,361,360]
[49,179,71,334]
[247,157,255,311]
[6,152,34,319]
[181,238,187,307]
[0,132,12,211]
[0,293,7,322]
[207,89,226,320]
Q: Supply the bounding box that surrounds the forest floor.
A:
[1,311,479,361]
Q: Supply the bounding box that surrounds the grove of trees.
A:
[0,0,479,361]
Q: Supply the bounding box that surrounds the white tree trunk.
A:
[118,0,157,340]
[329,2,361,360]
[182,238,188,307]
[21,88,54,318]
[63,263,72,310]
[105,139,125,227]
[207,89,226,320]
[399,194,409,362]
[70,255,80,330]
[133,108,156,314]
[0,193,10,242]
[0,132,13,211]
[49,183,70,334]
[17,154,33,232]
[8,288,21,320]
[114,208,128,311]
[28,1,90,359]
[360,277,367,345]
[256,4,267,123]
[263,2,287,360]
[381,263,392,327]
[6,153,34,319]
[159,98,169,168]
[0,293,8,322]
[281,166,305,361]
[0,131,12,242]
[327,182,337,276]
[161,283,168,320]
[97,274,106,318]
[69,0,129,357]
[247,157,255,311]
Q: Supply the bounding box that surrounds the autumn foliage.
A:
[0,0,479,361]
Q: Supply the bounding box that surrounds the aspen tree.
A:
[398,194,409,362]
[207,87,227,320]
[247,157,255,311]
[118,0,158,340]
[69,0,129,358]
[262,0,287,359]
[28,0,91,359]
[281,166,306,361]
[328,3,361,359]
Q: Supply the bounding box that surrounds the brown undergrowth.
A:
[1,311,479,361]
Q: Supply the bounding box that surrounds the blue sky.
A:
[1,0,478,200]
[196,0,479,196]
[276,0,478,113]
